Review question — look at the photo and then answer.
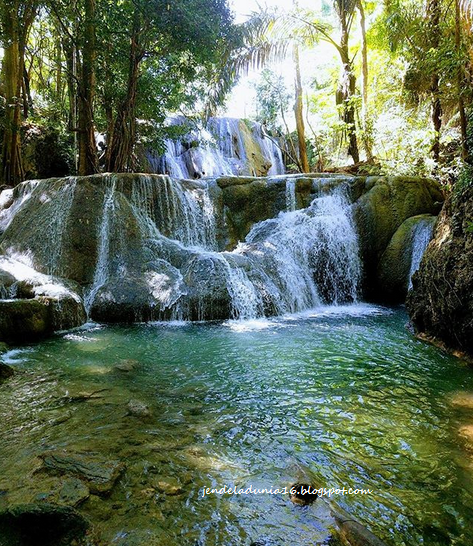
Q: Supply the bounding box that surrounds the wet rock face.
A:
[0,503,90,546]
[0,173,443,333]
[218,175,313,247]
[376,214,436,303]
[407,185,473,358]
[353,176,443,300]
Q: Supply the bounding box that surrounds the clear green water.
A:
[1,305,473,546]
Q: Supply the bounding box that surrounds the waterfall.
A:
[408,218,435,289]
[1,173,362,322]
[0,180,40,234]
[130,175,217,249]
[148,117,285,179]
[78,176,362,320]
[0,177,78,277]
[45,177,77,275]
[84,178,117,312]
[285,179,296,211]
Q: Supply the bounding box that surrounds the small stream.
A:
[1,305,473,545]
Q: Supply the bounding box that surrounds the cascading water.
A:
[285,178,296,211]
[148,117,285,179]
[0,172,362,322]
[408,218,435,289]
[84,178,117,312]
[0,177,79,277]
[84,175,360,320]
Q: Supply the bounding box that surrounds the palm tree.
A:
[207,2,364,168]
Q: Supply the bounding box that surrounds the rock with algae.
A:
[39,451,125,496]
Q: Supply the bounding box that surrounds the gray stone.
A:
[126,399,152,419]
[58,478,90,507]
[39,451,125,496]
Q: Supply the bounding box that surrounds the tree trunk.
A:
[293,44,310,173]
[1,1,24,186]
[22,66,33,118]
[428,0,442,164]
[77,0,98,176]
[336,17,360,164]
[455,0,468,161]
[357,0,373,161]
[107,11,143,173]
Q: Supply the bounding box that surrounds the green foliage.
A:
[253,69,291,133]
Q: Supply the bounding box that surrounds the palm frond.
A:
[204,10,290,117]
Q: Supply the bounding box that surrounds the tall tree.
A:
[105,0,234,172]
[357,0,373,161]
[455,0,469,160]
[0,0,38,186]
[334,0,360,164]
[77,0,99,175]
[293,44,309,172]
[427,0,442,164]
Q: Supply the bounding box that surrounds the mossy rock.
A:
[0,362,14,382]
[354,176,443,299]
[0,297,86,344]
[377,214,436,303]
[407,184,473,357]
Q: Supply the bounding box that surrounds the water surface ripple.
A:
[1,305,473,545]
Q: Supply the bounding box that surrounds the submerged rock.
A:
[0,362,14,382]
[126,399,152,419]
[331,506,388,546]
[152,476,183,496]
[289,483,318,505]
[39,451,125,496]
[407,184,473,358]
[0,503,90,546]
[113,359,141,372]
[57,478,90,508]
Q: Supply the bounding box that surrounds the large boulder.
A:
[218,175,314,247]
[354,176,443,300]
[0,503,90,546]
[0,297,86,343]
[0,257,86,343]
[377,214,436,303]
[407,184,473,358]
